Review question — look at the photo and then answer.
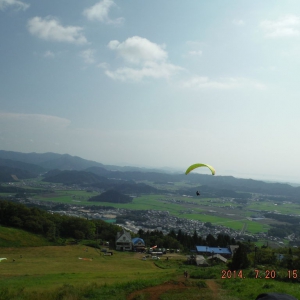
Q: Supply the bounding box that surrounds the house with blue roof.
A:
[132,237,146,252]
[195,246,234,258]
[116,229,146,252]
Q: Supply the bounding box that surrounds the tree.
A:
[206,234,216,247]
[228,243,250,270]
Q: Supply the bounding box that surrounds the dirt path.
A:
[205,279,220,299]
[127,277,221,300]
[127,277,188,300]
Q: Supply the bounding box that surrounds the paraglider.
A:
[185,163,215,176]
[185,163,215,196]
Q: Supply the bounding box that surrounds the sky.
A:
[1,0,300,182]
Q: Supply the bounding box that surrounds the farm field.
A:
[37,191,276,233]
[25,190,299,234]
[8,177,300,236]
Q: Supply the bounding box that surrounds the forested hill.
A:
[0,158,45,175]
[88,190,132,203]
[0,150,162,172]
[0,166,38,181]
[0,200,236,251]
[0,200,122,245]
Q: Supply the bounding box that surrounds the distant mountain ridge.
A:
[1,150,300,199]
[0,150,166,173]
[0,166,37,181]
[0,150,104,171]
[0,158,45,175]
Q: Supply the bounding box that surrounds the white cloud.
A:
[106,36,182,81]
[232,19,245,26]
[260,15,300,38]
[83,0,124,25]
[105,61,183,81]
[0,0,29,11]
[188,50,202,56]
[80,49,96,64]
[108,36,167,64]
[27,16,87,45]
[43,50,55,58]
[181,76,266,90]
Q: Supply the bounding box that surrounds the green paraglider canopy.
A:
[185,163,215,175]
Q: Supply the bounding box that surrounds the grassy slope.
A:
[0,230,299,299]
[0,226,53,247]
[0,245,176,291]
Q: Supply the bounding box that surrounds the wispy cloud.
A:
[80,49,96,64]
[0,112,71,127]
[181,76,266,90]
[27,16,87,45]
[0,0,29,11]
[232,19,245,26]
[83,0,124,25]
[187,50,202,56]
[105,62,183,81]
[43,50,55,58]
[260,15,300,38]
[105,36,183,81]
[184,40,204,58]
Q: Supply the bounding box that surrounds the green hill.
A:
[0,158,45,175]
[0,226,53,247]
[88,189,132,203]
[0,166,38,182]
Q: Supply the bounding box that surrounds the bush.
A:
[190,268,217,279]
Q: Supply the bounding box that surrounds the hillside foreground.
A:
[0,243,299,300]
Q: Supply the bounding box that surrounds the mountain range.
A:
[0,150,300,200]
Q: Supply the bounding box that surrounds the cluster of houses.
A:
[115,229,239,266]
[115,229,146,252]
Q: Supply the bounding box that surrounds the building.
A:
[207,254,228,263]
[132,237,146,252]
[116,229,132,251]
[195,246,233,259]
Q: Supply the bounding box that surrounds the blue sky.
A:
[1,0,300,182]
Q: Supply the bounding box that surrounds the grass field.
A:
[0,245,176,291]
[0,226,53,247]
[1,243,300,300]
